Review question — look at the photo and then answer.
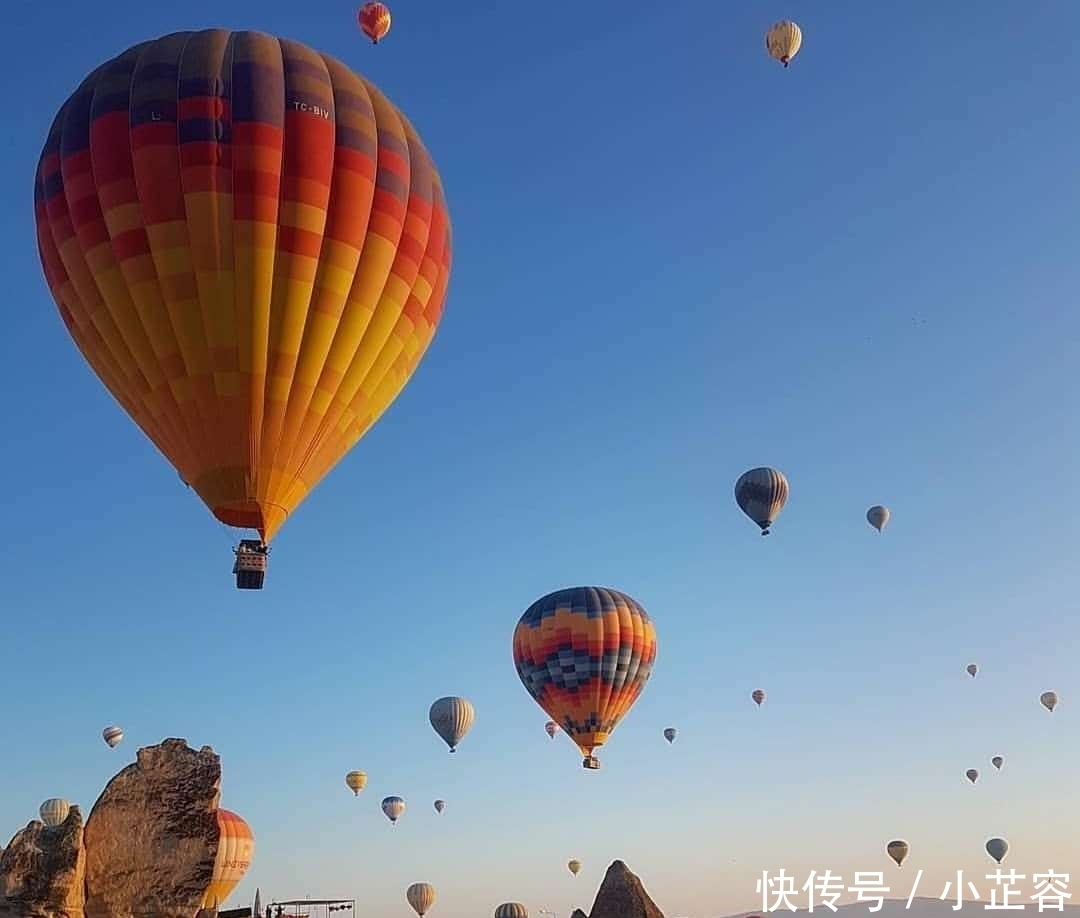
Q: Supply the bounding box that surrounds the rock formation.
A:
[0,808,85,918]
[83,739,223,918]
[570,910,589,918]
[587,860,666,918]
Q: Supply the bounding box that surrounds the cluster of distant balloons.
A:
[881,667,1062,877]
[405,883,527,918]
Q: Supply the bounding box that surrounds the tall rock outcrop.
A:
[0,808,85,918]
[84,739,223,918]
[588,860,665,918]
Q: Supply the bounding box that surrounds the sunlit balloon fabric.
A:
[201,808,254,908]
[359,2,392,44]
[34,29,453,544]
[39,798,71,827]
[513,586,658,769]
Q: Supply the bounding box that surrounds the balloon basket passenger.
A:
[233,540,270,590]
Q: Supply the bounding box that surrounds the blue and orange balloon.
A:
[513,586,658,770]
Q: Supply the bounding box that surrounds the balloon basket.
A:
[582,756,600,770]
[233,539,269,590]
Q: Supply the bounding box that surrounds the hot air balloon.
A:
[735,468,789,535]
[986,837,1009,864]
[967,663,978,678]
[358,2,392,44]
[513,586,658,770]
[1041,691,1059,712]
[406,883,436,917]
[201,809,255,909]
[966,768,979,784]
[345,771,367,795]
[39,799,71,827]
[102,725,124,748]
[34,30,453,591]
[765,20,802,68]
[495,905,529,918]
[752,689,766,706]
[429,696,475,752]
[382,795,406,824]
[867,506,890,532]
[886,840,909,867]
[991,755,1003,770]
[663,727,677,744]
[434,799,445,814]
[545,720,559,739]
[568,859,582,876]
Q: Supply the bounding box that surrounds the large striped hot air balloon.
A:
[429,696,475,752]
[513,586,658,770]
[406,883,436,917]
[34,30,452,589]
[201,808,255,909]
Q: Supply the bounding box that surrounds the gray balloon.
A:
[986,837,1009,864]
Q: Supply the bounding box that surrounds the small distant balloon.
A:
[991,755,1003,770]
[434,799,445,814]
[568,859,582,876]
[966,768,979,784]
[494,905,529,918]
[735,467,789,535]
[382,796,406,825]
[867,506,890,532]
[663,727,677,744]
[967,663,978,678]
[545,721,559,739]
[886,839,909,867]
[102,726,124,748]
[406,883,436,917]
[345,771,367,795]
[358,2,392,44]
[765,20,802,68]
[39,798,70,827]
[429,696,476,752]
[1041,691,1059,712]
[752,689,766,706]
[986,837,1009,864]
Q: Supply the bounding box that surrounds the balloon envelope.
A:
[434,799,445,813]
[752,689,766,706]
[358,2,392,43]
[986,837,1009,864]
[494,905,529,918]
[429,696,475,752]
[39,798,71,827]
[202,809,254,908]
[966,769,979,784]
[545,720,559,738]
[663,727,676,743]
[382,796,406,823]
[991,755,1003,770]
[967,663,978,677]
[887,840,909,867]
[765,20,802,66]
[345,771,367,794]
[568,859,582,876]
[34,30,452,545]
[867,505,890,532]
[406,883,436,917]
[513,586,657,769]
[735,468,789,535]
[102,726,124,748]
[1041,691,1059,711]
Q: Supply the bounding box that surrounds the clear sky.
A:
[2,2,1079,917]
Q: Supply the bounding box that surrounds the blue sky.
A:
[2,1,1080,917]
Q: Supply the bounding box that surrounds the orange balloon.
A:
[359,2,392,43]
[202,808,255,908]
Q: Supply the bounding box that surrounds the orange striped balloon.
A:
[513,586,657,770]
[202,808,254,908]
[359,3,392,44]
[34,30,452,545]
